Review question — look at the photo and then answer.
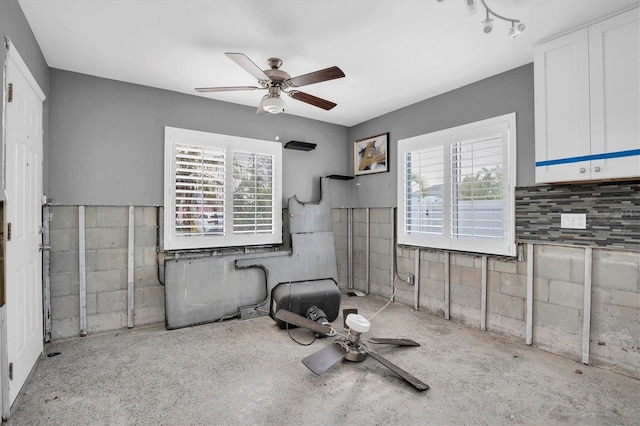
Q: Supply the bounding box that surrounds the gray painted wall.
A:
[0,0,50,198]
[48,69,350,206]
[347,63,535,208]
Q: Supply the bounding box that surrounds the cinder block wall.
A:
[49,206,165,340]
[332,207,640,378]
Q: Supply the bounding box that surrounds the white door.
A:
[4,43,45,406]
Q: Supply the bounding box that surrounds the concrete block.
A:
[424,261,444,282]
[50,229,78,251]
[353,208,367,223]
[135,266,161,288]
[135,206,158,227]
[459,266,482,289]
[86,269,123,293]
[421,250,443,263]
[84,206,97,228]
[378,223,391,240]
[369,222,380,238]
[593,250,639,293]
[532,324,581,361]
[534,278,550,302]
[452,254,475,268]
[51,294,79,320]
[486,312,525,339]
[450,302,481,326]
[134,306,165,325]
[134,226,157,248]
[51,317,79,340]
[142,286,165,309]
[534,245,582,282]
[487,271,500,293]
[499,273,527,298]
[370,267,390,287]
[97,290,127,313]
[494,259,518,274]
[50,272,77,298]
[50,250,79,274]
[533,301,581,334]
[85,227,126,250]
[450,282,480,308]
[422,278,444,299]
[370,208,390,224]
[86,292,98,315]
[87,312,125,334]
[96,206,129,228]
[95,248,127,271]
[591,288,640,322]
[487,291,524,320]
[590,312,638,347]
[421,296,445,316]
[370,237,390,256]
[548,280,584,310]
[49,206,79,230]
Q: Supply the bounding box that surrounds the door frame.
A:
[0,36,46,420]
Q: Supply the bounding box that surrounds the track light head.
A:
[466,0,478,14]
[508,22,526,38]
[482,17,493,33]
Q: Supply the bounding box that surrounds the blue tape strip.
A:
[536,149,640,167]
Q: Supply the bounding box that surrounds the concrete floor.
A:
[7,295,639,425]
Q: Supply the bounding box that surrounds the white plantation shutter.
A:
[165,127,282,250]
[232,151,275,235]
[397,113,516,256]
[175,144,225,237]
[450,136,504,240]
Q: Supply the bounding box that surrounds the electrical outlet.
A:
[561,213,586,229]
[405,274,414,285]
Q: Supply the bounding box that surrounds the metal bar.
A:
[481,255,487,331]
[347,208,353,290]
[582,247,593,364]
[444,252,450,320]
[390,208,395,301]
[365,208,370,294]
[414,248,420,310]
[78,206,87,336]
[526,243,534,345]
[43,205,51,343]
[127,206,135,328]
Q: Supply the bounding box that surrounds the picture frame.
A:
[354,132,389,176]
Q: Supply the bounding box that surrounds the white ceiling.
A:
[18,0,639,127]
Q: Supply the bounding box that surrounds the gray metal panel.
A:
[288,177,332,234]
[164,254,266,329]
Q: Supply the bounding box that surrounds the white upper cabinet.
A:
[534,7,640,183]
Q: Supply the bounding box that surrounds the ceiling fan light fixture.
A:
[262,95,285,114]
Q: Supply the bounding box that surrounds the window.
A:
[164,127,282,250]
[397,113,516,256]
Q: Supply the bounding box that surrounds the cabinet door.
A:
[589,8,640,180]
[534,29,591,183]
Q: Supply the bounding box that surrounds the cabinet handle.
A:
[579,168,586,173]
[594,166,601,172]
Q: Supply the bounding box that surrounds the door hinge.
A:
[7,83,13,103]
[9,362,13,380]
[7,223,11,241]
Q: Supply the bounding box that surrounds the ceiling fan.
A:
[195,52,345,114]
[275,308,430,391]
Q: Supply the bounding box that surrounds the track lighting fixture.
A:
[466,0,525,37]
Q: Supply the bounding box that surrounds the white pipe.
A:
[127,206,135,328]
[347,208,353,290]
[78,206,87,336]
[526,243,534,345]
[414,248,420,310]
[43,205,51,343]
[481,255,487,330]
[444,252,450,320]
[582,247,593,364]
[365,208,370,294]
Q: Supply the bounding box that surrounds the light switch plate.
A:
[561,213,586,229]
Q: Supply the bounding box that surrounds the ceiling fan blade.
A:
[225,52,270,81]
[365,348,430,391]
[195,86,260,93]
[368,338,421,347]
[302,342,347,375]
[288,66,345,87]
[274,309,332,336]
[289,91,337,111]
